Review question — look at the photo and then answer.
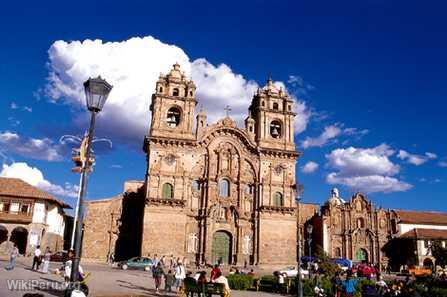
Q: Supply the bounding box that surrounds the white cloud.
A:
[302,161,319,174]
[397,150,437,166]
[0,131,63,161]
[301,125,341,148]
[325,144,412,193]
[0,162,78,198]
[10,102,32,112]
[439,160,447,167]
[10,102,18,109]
[45,36,311,147]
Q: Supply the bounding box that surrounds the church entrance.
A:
[356,248,368,263]
[212,231,232,265]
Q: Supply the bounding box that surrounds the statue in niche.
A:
[243,235,252,255]
[211,203,227,222]
[187,233,199,253]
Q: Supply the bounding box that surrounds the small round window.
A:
[270,120,282,138]
[167,107,181,128]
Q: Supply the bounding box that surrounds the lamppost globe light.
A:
[307,224,313,235]
[83,76,113,112]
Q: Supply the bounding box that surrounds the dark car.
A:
[50,251,68,262]
[118,257,154,271]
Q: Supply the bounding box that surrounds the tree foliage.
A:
[432,241,447,267]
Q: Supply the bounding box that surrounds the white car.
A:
[278,266,309,278]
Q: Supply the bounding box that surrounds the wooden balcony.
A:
[0,212,32,223]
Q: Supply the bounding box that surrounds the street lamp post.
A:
[70,76,112,285]
[295,184,304,297]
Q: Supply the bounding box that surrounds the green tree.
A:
[432,241,447,267]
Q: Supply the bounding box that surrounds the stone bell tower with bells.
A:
[248,78,296,151]
[149,63,197,140]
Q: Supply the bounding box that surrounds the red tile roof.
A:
[0,177,71,208]
[395,210,447,225]
[400,228,447,240]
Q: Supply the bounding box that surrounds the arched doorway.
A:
[212,231,232,265]
[0,225,8,245]
[423,258,434,269]
[356,248,368,263]
[10,227,28,254]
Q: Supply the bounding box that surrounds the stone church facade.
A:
[314,189,392,267]
[141,63,301,266]
[82,63,313,266]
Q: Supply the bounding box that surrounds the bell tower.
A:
[149,63,196,140]
[248,78,296,151]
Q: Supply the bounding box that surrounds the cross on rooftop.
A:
[224,105,231,117]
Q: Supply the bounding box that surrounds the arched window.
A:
[192,180,200,191]
[159,87,163,92]
[261,101,265,107]
[219,179,230,197]
[273,192,283,207]
[273,102,279,110]
[162,183,174,199]
[357,218,365,228]
[189,91,193,96]
[270,120,282,138]
[166,107,181,128]
[334,247,341,258]
[288,105,291,111]
[172,88,179,96]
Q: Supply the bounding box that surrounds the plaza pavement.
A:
[0,258,281,297]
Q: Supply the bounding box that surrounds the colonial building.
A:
[83,63,311,266]
[315,189,392,267]
[0,177,70,255]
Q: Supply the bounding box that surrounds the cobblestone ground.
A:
[0,258,283,297]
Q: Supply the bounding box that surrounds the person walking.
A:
[342,270,358,297]
[174,260,186,291]
[41,247,51,273]
[5,243,19,270]
[164,269,175,293]
[153,262,164,294]
[32,245,42,270]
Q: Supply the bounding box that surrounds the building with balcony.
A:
[0,177,71,255]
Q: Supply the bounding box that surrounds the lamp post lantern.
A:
[306,224,313,259]
[295,184,304,297]
[69,76,112,287]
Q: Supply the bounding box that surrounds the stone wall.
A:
[82,196,123,261]
[141,206,188,258]
[258,212,297,265]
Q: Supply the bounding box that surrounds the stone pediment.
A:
[216,116,237,128]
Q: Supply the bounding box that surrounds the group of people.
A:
[150,257,231,296]
[4,244,51,273]
[150,254,187,294]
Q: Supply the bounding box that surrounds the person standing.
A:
[164,269,175,293]
[343,270,358,297]
[41,247,51,273]
[174,261,186,291]
[5,243,19,270]
[32,245,42,270]
[153,262,164,294]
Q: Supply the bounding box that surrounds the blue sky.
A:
[0,0,446,212]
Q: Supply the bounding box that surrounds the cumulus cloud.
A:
[302,161,319,174]
[0,131,63,161]
[397,150,437,166]
[0,162,78,198]
[301,125,342,148]
[301,124,369,149]
[45,36,311,147]
[325,144,412,193]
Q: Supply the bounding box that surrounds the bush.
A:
[227,274,254,290]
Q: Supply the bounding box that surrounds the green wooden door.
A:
[212,231,231,264]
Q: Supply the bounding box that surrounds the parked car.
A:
[50,251,68,262]
[276,266,309,278]
[118,257,154,271]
